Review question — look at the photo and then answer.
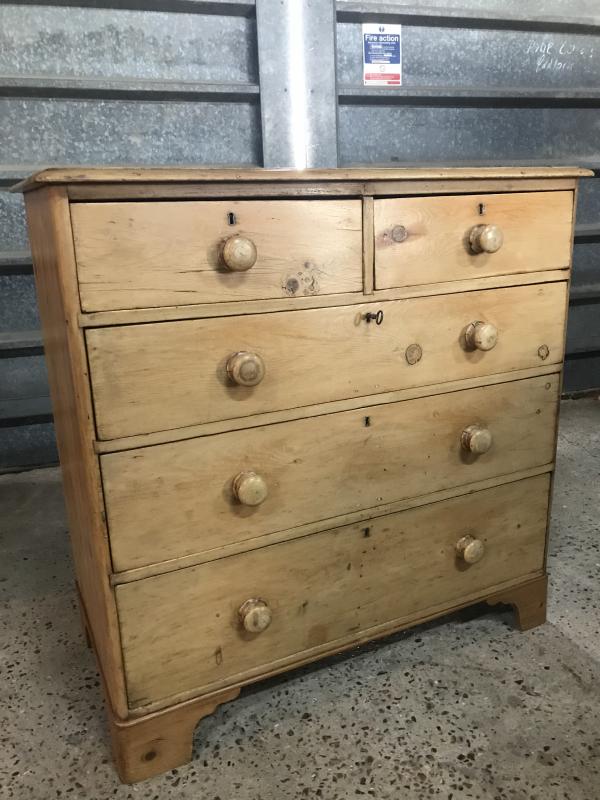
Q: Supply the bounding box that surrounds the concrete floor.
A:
[1,398,599,799]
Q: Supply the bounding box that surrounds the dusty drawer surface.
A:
[71,199,363,311]
[374,191,573,289]
[104,374,558,571]
[116,474,550,709]
[87,281,566,440]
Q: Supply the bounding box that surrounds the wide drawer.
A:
[374,191,573,289]
[116,474,550,709]
[71,199,363,311]
[103,374,558,571]
[87,281,566,440]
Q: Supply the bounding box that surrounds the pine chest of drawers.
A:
[18,166,589,782]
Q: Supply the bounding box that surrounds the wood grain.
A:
[14,165,592,192]
[102,374,559,571]
[79,268,570,329]
[87,281,567,440]
[374,191,574,289]
[23,187,128,717]
[486,574,548,631]
[116,474,550,709]
[71,199,363,311]
[65,178,579,202]
[109,687,239,783]
[110,466,553,584]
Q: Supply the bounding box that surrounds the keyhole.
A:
[478,203,486,216]
[227,212,236,225]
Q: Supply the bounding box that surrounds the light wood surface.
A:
[486,574,548,630]
[23,187,128,718]
[94,364,560,455]
[71,200,363,310]
[18,165,582,783]
[374,191,573,289]
[116,474,550,709]
[362,196,375,294]
[109,686,239,783]
[110,466,553,585]
[14,165,592,192]
[102,374,558,571]
[87,281,566,440]
[65,178,579,202]
[78,268,569,328]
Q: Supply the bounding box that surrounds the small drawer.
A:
[71,199,363,311]
[116,474,550,709]
[103,374,558,571]
[374,191,573,289]
[87,281,567,440]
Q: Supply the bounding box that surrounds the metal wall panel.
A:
[336,11,600,395]
[2,0,600,470]
[338,24,600,89]
[0,275,39,333]
[0,191,29,251]
[339,106,600,164]
[0,99,260,165]
[0,0,261,470]
[0,6,257,83]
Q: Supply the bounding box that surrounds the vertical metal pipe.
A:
[256,0,339,168]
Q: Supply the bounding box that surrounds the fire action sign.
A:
[362,23,402,86]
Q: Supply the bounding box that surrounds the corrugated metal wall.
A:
[1,0,599,470]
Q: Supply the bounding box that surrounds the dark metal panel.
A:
[566,300,600,354]
[574,176,600,225]
[338,105,600,164]
[572,241,600,290]
[336,1,600,31]
[3,0,256,15]
[0,6,257,84]
[0,76,259,101]
[0,356,49,406]
[0,98,261,165]
[0,275,39,333]
[563,353,600,394]
[0,191,29,251]
[0,424,57,471]
[256,0,338,168]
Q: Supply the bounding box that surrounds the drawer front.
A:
[88,281,567,440]
[116,474,550,708]
[72,200,363,311]
[374,191,573,289]
[104,374,558,571]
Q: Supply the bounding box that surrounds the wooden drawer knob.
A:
[232,471,268,506]
[469,224,503,254]
[465,320,498,351]
[461,424,493,455]
[221,235,257,271]
[226,351,265,386]
[239,598,272,633]
[455,535,485,564]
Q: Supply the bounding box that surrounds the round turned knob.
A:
[239,598,272,633]
[232,471,268,506]
[465,321,498,352]
[221,235,257,271]
[469,224,503,254]
[226,351,265,387]
[455,535,485,565]
[461,424,493,455]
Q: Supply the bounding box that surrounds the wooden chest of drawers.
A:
[18,166,589,783]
